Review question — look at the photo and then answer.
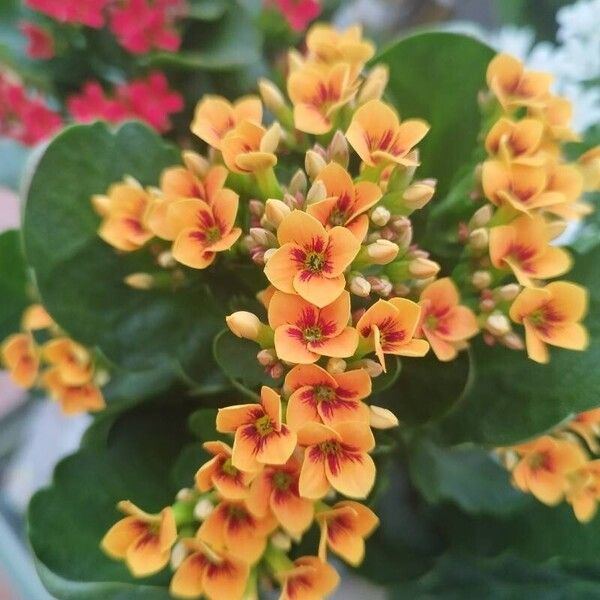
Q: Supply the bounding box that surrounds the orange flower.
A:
[195,441,253,500]
[101,500,176,577]
[42,367,105,414]
[529,95,579,142]
[191,95,262,150]
[42,337,93,386]
[197,500,277,564]
[566,461,600,523]
[345,99,429,168]
[485,117,545,166]
[486,53,552,110]
[21,304,53,331]
[544,163,588,220]
[297,421,376,499]
[481,161,563,213]
[418,278,478,362]
[287,63,358,134]
[285,364,371,430]
[94,179,153,252]
[1,333,39,388]
[166,190,241,269]
[356,298,429,370]
[568,409,600,453]
[509,281,588,364]
[268,291,359,364]
[264,210,360,307]
[316,501,379,566]
[489,214,572,287]
[307,162,382,241]
[216,386,297,472]
[511,436,587,505]
[221,120,280,174]
[170,539,249,600]
[578,145,600,191]
[306,23,375,74]
[278,556,340,600]
[147,164,228,240]
[246,457,314,538]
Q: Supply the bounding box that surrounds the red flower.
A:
[109,0,185,54]
[20,21,55,59]
[267,0,321,32]
[25,0,111,28]
[67,82,129,123]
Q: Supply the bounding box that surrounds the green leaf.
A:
[408,436,529,516]
[22,121,225,382]
[28,396,197,600]
[213,329,282,394]
[186,0,227,20]
[374,32,495,200]
[187,407,229,443]
[372,351,471,425]
[153,5,262,71]
[439,246,600,446]
[371,356,400,395]
[389,554,600,598]
[0,230,29,340]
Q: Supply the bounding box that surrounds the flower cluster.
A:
[94,23,599,597]
[266,0,321,32]
[0,305,106,414]
[67,72,184,133]
[24,0,185,54]
[458,52,599,363]
[499,408,600,523]
[0,70,62,145]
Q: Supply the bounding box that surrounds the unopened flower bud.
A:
[409,257,440,279]
[249,199,264,217]
[469,227,489,250]
[357,359,384,378]
[257,348,277,366]
[176,488,194,502]
[94,369,110,387]
[264,199,291,228]
[327,130,349,168]
[368,276,393,297]
[250,227,277,247]
[480,298,496,312]
[288,49,304,72]
[259,78,286,114]
[157,250,176,268]
[270,531,292,551]
[469,204,494,229]
[182,150,209,177]
[497,283,520,302]
[367,239,399,265]
[269,362,284,379]
[389,216,413,249]
[326,357,347,374]
[471,270,492,290]
[124,272,154,290]
[486,312,511,336]
[349,274,371,297]
[305,150,327,180]
[288,169,307,195]
[171,540,188,570]
[371,205,391,227]
[260,122,282,153]
[393,283,411,296]
[226,311,262,340]
[358,64,389,104]
[403,181,435,210]
[306,179,327,204]
[193,498,214,521]
[263,248,277,262]
[369,405,399,429]
[502,331,525,350]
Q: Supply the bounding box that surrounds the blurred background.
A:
[1,0,598,597]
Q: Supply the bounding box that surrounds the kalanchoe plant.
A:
[1,18,600,600]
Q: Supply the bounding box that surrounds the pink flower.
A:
[268,0,320,32]
[0,73,62,145]
[25,0,111,28]
[20,22,55,59]
[67,82,129,124]
[109,0,185,54]
[117,72,184,132]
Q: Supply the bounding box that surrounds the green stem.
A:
[255,167,283,200]
[263,544,294,575]
[172,499,196,527]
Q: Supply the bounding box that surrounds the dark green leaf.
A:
[439,246,600,446]
[28,397,197,600]
[371,356,400,395]
[22,121,225,383]
[372,351,471,425]
[0,230,29,340]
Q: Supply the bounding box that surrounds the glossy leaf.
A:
[0,230,29,340]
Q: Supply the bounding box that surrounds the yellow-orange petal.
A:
[170,553,206,599]
[101,517,147,559]
[216,404,261,432]
[274,326,319,364]
[309,327,359,358]
[125,532,170,577]
[264,244,300,294]
[293,272,346,309]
